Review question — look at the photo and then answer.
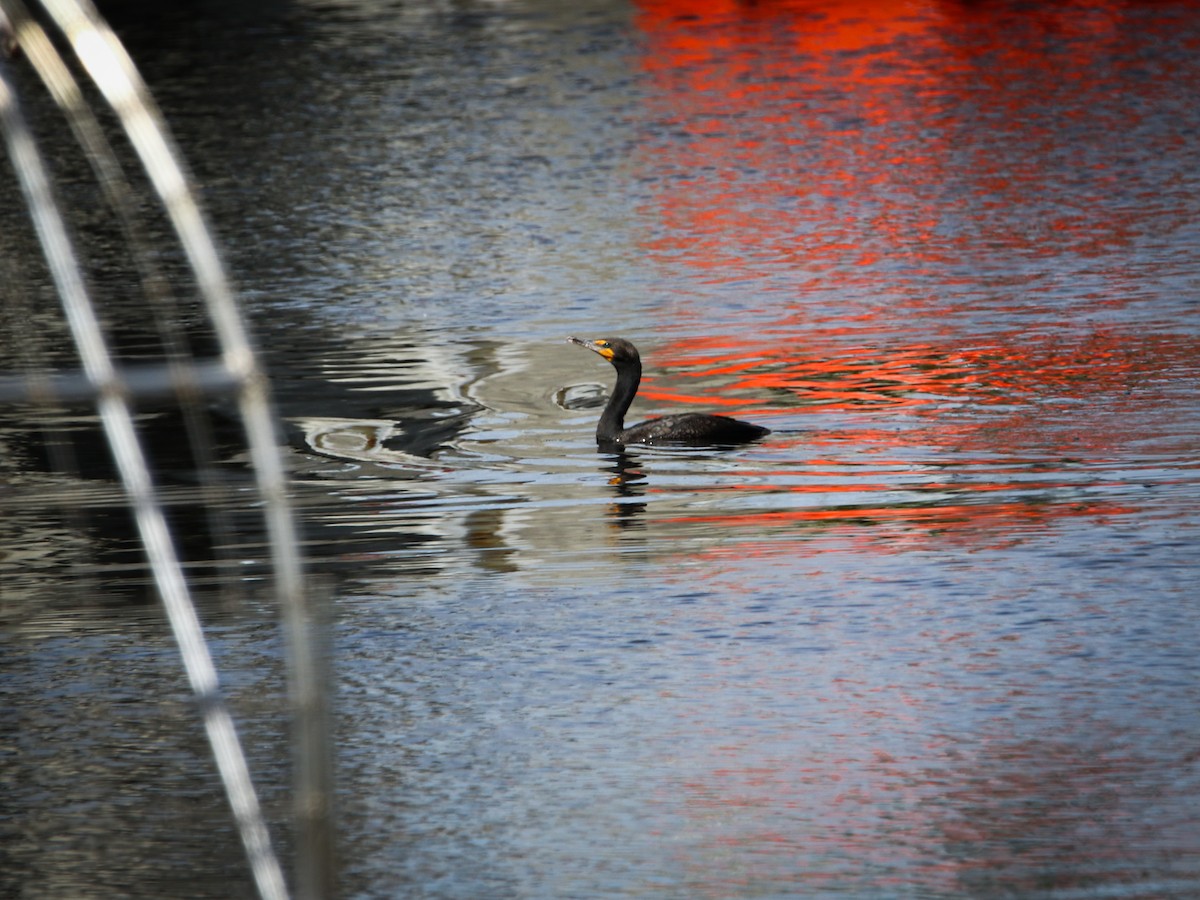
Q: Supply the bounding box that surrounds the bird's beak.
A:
[568,335,597,353]
[567,336,612,360]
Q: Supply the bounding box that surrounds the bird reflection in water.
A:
[601,449,649,529]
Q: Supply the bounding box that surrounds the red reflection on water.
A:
[638,325,1198,435]
[622,6,1200,888]
[630,0,1182,276]
[627,0,1200,425]
[740,326,1199,405]
[658,500,1140,562]
[617,325,1191,555]
[618,0,1200,549]
[633,0,945,276]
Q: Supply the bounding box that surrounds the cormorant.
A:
[568,336,769,448]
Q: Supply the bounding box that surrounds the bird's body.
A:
[568,336,769,449]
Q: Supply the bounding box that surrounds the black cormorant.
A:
[568,336,769,448]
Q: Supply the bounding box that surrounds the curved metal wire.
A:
[1,2,332,897]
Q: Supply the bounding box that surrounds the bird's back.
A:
[619,412,769,446]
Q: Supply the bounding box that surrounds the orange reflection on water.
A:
[626,0,1200,447]
[639,325,1197,428]
[619,0,1200,552]
[655,498,1139,559]
[612,328,1189,554]
[631,0,1180,278]
[622,6,1199,889]
[633,0,945,277]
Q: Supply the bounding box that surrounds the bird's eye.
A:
[596,340,609,347]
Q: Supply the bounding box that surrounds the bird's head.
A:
[567,336,640,365]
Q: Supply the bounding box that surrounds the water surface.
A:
[2,0,1199,897]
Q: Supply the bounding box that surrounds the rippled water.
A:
[3,0,1200,897]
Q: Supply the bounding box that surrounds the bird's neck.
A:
[598,362,640,443]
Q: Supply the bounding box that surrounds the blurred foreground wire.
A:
[0,2,332,897]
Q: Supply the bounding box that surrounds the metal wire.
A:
[1,1,333,896]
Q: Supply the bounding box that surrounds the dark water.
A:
[3,0,1200,897]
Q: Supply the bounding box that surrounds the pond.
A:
[2,0,1199,897]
